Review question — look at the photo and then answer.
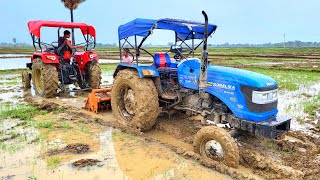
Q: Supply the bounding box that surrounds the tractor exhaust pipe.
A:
[199,11,209,94]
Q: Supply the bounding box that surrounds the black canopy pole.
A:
[30,34,36,50]
[119,39,122,62]
[199,11,209,93]
[134,35,139,64]
[192,32,195,57]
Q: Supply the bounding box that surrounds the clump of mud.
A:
[72,159,101,168]
[66,143,90,154]
[48,143,90,156]
[38,100,59,111]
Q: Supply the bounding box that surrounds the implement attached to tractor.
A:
[84,88,112,113]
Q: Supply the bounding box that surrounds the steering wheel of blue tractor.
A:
[174,53,182,60]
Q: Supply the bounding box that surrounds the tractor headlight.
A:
[89,54,97,59]
[46,56,56,60]
[252,89,278,104]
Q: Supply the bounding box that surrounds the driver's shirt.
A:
[122,55,133,63]
[58,37,72,53]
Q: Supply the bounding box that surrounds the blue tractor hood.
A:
[207,66,277,88]
[178,59,277,90]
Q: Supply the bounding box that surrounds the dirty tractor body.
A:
[23,20,101,97]
[112,12,291,168]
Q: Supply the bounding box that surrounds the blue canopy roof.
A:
[118,18,217,41]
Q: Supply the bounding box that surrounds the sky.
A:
[1,0,320,45]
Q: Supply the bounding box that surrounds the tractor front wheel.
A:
[111,69,159,131]
[193,126,240,168]
[32,58,58,98]
[22,71,31,89]
[85,62,101,89]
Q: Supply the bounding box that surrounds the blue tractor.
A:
[111,11,291,168]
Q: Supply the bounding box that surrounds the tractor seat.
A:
[154,53,171,67]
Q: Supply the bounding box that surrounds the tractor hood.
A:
[177,59,277,90]
[207,65,277,88]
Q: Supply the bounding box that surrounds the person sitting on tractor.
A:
[122,48,133,63]
[57,30,84,60]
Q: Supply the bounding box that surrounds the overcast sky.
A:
[1,0,320,45]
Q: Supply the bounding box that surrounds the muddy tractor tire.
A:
[32,58,58,98]
[85,62,101,89]
[111,69,159,131]
[193,126,240,168]
[22,71,31,89]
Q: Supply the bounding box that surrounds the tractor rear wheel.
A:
[111,69,159,131]
[32,58,58,98]
[193,126,239,168]
[85,62,101,89]
[22,71,31,89]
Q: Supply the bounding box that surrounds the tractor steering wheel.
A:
[174,53,181,60]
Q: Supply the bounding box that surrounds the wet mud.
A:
[1,64,320,179]
[72,159,101,168]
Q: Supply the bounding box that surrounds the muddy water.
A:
[0,121,228,180]
[278,81,320,130]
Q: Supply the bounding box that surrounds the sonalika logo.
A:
[207,82,236,90]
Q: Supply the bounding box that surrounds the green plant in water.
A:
[47,157,61,169]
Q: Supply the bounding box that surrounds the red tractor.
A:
[22,20,101,97]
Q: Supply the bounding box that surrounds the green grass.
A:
[302,94,320,118]
[34,121,54,129]
[3,46,320,56]
[100,63,117,71]
[246,67,320,90]
[7,144,23,154]
[61,121,72,130]
[0,69,25,75]
[0,47,34,54]
[47,157,61,169]
[0,80,19,86]
[79,123,89,133]
[0,104,43,121]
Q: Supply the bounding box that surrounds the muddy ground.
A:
[0,53,320,179]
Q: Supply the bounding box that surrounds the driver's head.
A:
[123,48,130,56]
[64,30,71,38]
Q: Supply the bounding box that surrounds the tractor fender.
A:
[31,52,60,64]
[113,63,159,78]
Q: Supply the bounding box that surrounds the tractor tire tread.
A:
[111,69,159,131]
[32,58,58,98]
[193,126,240,168]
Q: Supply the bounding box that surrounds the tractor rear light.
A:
[252,89,278,104]
[46,56,56,60]
[142,70,154,76]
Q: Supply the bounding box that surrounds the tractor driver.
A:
[57,30,84,60]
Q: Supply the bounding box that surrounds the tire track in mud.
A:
[30,98,319,179]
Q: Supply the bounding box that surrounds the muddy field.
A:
[0,49,320,180]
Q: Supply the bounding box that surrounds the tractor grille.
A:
[240,85,278,113]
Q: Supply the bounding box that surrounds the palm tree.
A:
[60,0,87,45]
